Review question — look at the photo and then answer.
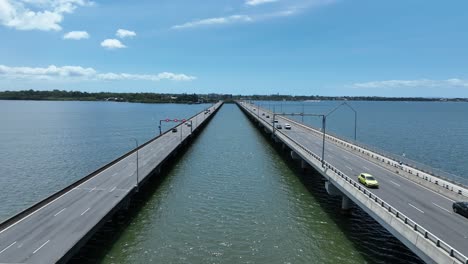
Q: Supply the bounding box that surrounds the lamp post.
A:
[325,102,357,141]
[131,137,139,191]
[301,104,304,123]
[272,112,326,166]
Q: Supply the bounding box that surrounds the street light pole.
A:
[131,138,139,191]
[321,116,326,167]
[326,102,357,141]
[301,104,304,123]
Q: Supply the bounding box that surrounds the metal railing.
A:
[239,101,468,264]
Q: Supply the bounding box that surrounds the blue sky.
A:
[1,0,468,97]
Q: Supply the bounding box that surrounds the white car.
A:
[284,123,291,130]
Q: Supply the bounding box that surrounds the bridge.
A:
[237,101,468,264]
[0,102,223,264]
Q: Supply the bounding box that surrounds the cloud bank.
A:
[0,64,196,82]
[0,0,93,31]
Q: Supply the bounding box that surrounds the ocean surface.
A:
[2,100,467,263]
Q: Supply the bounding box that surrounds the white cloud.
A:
[352,79,468,89]
[0,64,196,82]
[172,15,253,30]
[63,30,89,40]
[116,29,136,38]
[246,0,278,6]
[0,0,93,31]
[172,0,335,30]
[100,39,126,49]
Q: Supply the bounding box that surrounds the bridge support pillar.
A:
[325,181,341,196]
[341,196,352,214]
[273,135,281,143]
[290,151,300,160]
[282,143,287,151]
[301,160,309,170]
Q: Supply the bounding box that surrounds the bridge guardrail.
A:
[239,102,468,264]
[319,128,468,187]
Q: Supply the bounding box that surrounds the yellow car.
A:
[358,173,379,188]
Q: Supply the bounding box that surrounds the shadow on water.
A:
[68,136,202,264]
[250,121,424,264]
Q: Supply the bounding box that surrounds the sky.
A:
[1,0,468,97]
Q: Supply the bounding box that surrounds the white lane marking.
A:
[111,173,118,177]
[0,187,77,235]
[0,241,16,254]
[81,208,90,216]
[343,156,349,160]
[432,203,452,214]
[321,138,456,203]
[363,166,370,171]
[408,203,424,214]
[88,187,96,193]
[54,208,66,217]
[33,240,49,254]
[345,166,353,171]
[328,154,334,158]
[0,144,138,234]
[109,187,116,192]
[390,180,401,187]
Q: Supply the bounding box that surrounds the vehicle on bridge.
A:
[172,128,178,133]
[358,173,379,188]
[266,115,270,118]
[276,124,282,129]
[453,201,468,218]
[284,123,291,130]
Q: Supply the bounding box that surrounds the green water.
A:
[98,104,420,264]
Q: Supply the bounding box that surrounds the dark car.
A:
[453,202,468,218]
[172,128,178,133]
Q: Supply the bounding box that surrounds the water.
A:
[97,104,421,264]
[0,100,210,221]
[2,100,464,263]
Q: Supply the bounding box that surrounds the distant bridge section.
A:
[238,101,468,264]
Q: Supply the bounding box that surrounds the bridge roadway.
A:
[240,102,468,263]
[0,102,222,264]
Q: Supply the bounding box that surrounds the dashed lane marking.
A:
[33,240,49,254]
[0,241,16,254]
[408,203,424,214]
[54,208,66,217]
[432,203,452,214]
[80,208,90,216]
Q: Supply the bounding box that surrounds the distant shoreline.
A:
[0,90,466,103]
